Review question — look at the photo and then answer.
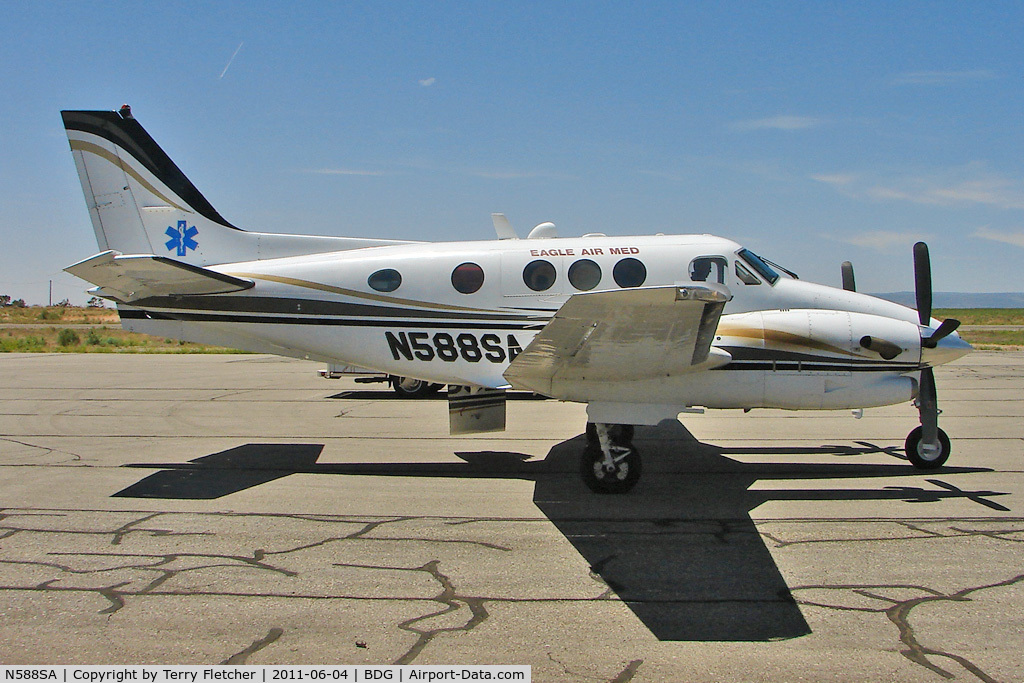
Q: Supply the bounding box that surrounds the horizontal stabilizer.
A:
[503,284,731,396]
[64,250,254,302]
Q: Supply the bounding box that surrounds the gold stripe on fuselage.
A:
[227,272,542,316]
[716,324,864,359]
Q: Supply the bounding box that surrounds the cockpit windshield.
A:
[737,248,780,285]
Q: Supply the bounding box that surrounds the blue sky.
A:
[2,1,1023,304]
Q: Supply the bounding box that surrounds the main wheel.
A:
[905,426,951,469]
[391,377,441,398]
[580,441,642,494]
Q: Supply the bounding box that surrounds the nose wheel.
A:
[581,422,641,494]
[905,425,950,469]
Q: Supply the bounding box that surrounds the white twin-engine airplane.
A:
[62,105,972,493]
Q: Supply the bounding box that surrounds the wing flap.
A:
[504,284,730,395]
[65,250,254,302]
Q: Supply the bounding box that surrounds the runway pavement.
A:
[0,352,1021,681]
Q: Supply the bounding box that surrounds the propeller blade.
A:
[923,318,961,348]
[841,261,856,292]
[860,335,902,360]
[918,366,939,446]
[913,241,932,326]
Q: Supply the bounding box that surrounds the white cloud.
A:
[302,168,387,177]
[814,164,1024,210]
[810,173,858,186]
[831,230,929,251]
[890,69,997,86]
[465,168,576,181]
[866,177,1024,210]
[974,226,1024,248]
[418,77,436,87]
[733,115,823,131]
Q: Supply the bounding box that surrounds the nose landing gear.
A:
[905,425,950,469]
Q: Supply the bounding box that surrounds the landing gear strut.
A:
[581,422,640,494]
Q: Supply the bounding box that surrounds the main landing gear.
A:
[582,423,640,494]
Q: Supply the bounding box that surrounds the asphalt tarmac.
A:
[0,352,1021,681]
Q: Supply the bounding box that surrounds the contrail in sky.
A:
[219,42,244,79]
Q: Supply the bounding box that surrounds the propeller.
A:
[908,241,960,468]
[923,318,961,348]
[913,242,932,325]
[841,261,856,292]
[913,241,962,347]
[852,242,964,467]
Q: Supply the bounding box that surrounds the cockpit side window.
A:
[689,256,727,284]
[735,260,761,285]
[738,248,779,284]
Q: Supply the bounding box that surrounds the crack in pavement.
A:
[792,574,1024,682]
[608,659,644,683]
[545,651,644,682]
[221,628,285,664]
[0,437,86,465]
[760,518,1024,549]
[3,507,1020,674]
[332,559,489,665]
[0,509,210,545]
[0,507,520,645]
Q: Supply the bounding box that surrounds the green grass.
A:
[0,324,246,354]
[934,308,1024,326]
[957,329,1024,347]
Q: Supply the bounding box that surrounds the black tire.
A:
[391,377,440,398]
[905,426,951,469]
[584,422,635,446]
[580,441,642,494]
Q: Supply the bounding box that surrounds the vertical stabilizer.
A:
[62,106,249,263]
[62,106,418,265]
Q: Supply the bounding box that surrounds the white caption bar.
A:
[0,666,530,683]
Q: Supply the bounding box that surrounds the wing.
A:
[64,250,254,302]
[503,284,731,396]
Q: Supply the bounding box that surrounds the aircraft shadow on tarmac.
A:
[115,421,1009,642]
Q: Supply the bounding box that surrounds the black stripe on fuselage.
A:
[715,346,920,372]
[128,295,546,322]
[61,110,239,230]
[119,308,545,331]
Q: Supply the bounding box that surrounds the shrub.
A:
[57,329,80,347]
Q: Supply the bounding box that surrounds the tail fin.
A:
[62,105,415,265]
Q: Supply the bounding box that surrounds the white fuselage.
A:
[117,232,969,414]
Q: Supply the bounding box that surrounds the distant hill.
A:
[871,292,1024,309]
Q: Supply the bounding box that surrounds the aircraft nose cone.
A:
[921,331,973,367]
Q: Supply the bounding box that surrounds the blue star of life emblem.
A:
[165,220,199,257]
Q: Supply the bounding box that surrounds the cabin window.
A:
[451,262,485,294]
[613,257,647,288]
[689,256,727,284]
[523,260,557,291]
[735,260,761,285]
[568,259,602,291]
[367,268,402,293]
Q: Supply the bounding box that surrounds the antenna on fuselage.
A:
[491,214,519,240]
[527,222,557,239]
